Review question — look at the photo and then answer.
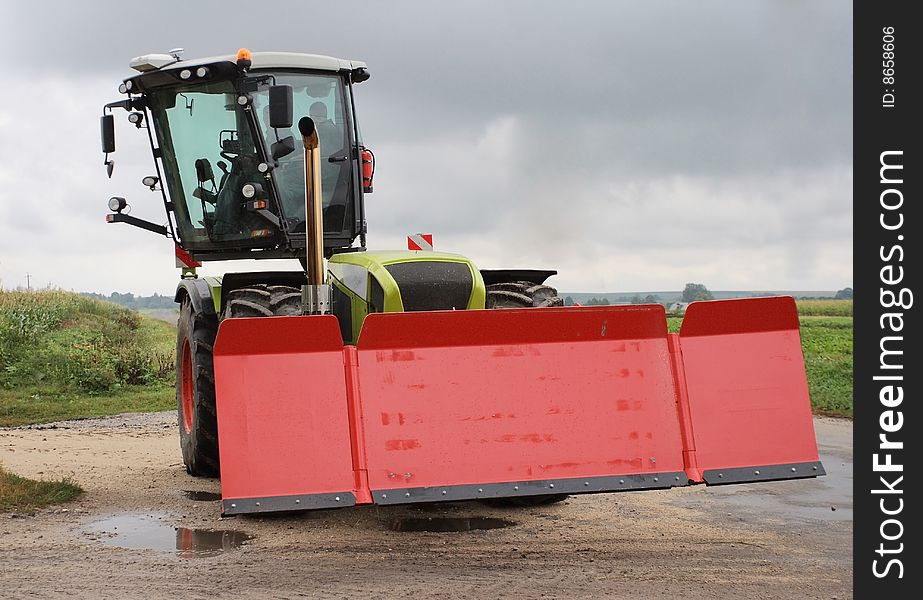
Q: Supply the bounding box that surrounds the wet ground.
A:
[0,413,851,598]
[84,512,253,557]
[672,417,853,523]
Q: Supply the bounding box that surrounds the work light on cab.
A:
[107,196,127,213]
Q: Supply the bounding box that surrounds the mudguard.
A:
[213,296,823,515]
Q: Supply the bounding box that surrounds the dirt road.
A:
[1,413,851,599]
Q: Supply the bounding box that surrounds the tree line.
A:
[81,292,176,310]
[563,284,853,307]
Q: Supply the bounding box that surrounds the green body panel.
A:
[328,250,485,344]
[189,251,485,344]
[326,271,371,344]
[204,276,223,314]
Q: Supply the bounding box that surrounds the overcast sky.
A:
[0,1,852,295]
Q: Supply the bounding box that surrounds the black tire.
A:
[177,285,300,477]
[222,284,302,318]
[485,281,565,309]
[176,299,220,477]
[483,280,568,507]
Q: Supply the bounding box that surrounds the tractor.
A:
[100,48,824,515]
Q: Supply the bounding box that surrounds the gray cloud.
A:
[0,1,851,294]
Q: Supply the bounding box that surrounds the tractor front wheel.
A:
[176,299,220,477]
[221,284,302,318]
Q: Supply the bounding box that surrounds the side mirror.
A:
[101,114,115,153]
[268,85,293,129]
[271,136,295,160]
[351,67,370,83]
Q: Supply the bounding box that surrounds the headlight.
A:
[242,183,263,199]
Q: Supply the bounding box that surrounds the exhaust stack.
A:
[299,117,329,314]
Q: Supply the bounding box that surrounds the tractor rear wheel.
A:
[176,299,220,477]
[483,280,568,507]
[222,284,302,318]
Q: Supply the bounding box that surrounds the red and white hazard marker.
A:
[175,244,202,268]
[407,233,433,251]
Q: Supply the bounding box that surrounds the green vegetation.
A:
[834,287,853,300]
[794,301,853,416]
[682,283,714,302]
[796,299,853,316]
[667,300,852,417]
[0,290,176,427]
[799,316,852,417]
[0,464,82,512]
[583,297,611,306]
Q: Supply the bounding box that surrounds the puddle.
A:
[390,517,515,532]
[85,513,252,557]
[182,490,222,502]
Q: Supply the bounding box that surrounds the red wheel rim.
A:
[180,339,194,433]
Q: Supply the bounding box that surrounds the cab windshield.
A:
[147,73,352,250]
[251,73,351,235]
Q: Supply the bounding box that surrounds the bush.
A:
[0,289,173,394]
[113,308,142,331]
[1,290,80,370]
[60,336,118,392]
[113,347,173,386]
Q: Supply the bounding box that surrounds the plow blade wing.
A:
[212,297,822,515]
[677,297,824,484]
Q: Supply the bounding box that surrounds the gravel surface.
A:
[0,413,852,599]
[11,411,176,431]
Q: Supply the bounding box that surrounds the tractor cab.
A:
[100,49,373,262]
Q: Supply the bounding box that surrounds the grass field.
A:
[796,299,853,317]
[0,290,176,427]
[669,300,852,417]
[799,316,852,416]
[0,464,82,512]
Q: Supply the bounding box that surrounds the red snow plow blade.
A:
[213,296,823,515]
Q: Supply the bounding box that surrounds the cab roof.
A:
[129,51,367,74]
